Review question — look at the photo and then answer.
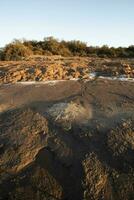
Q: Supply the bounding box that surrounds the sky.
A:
[0,0,134,47]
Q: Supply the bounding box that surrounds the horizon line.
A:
[0,36,134,49]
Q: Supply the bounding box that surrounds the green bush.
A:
[42,37,60,55]
[0,48,4,60]
[65,40,87,56]
[3,41,33,61]
[0,37,134,60]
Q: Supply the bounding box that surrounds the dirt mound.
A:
[0,108,48,174]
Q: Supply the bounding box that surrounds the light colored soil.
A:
[0,56,134,84]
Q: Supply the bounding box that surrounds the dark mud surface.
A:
[0,79,134,200]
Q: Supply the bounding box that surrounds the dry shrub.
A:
[3,41,33,61]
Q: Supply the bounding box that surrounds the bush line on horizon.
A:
[0,37,134,61]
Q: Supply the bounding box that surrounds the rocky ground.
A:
[0,56,134,84]
[0,77,134,200]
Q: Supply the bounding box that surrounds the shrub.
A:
[0,48,4,60]
[1,37,134,60]
[57,44,72,56]
[3,41,33,61]
[65,40,87,56]
[42,37,60,55]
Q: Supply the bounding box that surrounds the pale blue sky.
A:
[0,0,134,47]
